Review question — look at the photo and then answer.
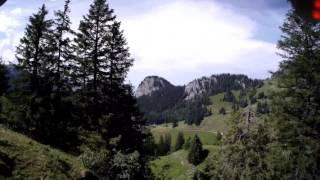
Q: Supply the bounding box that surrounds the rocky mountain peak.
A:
[135,76,174,97]
[184,76,217,100]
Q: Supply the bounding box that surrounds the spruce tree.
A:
[174,132,185,151]
[184,137,191,150]
[47,0,79,150]
[73,0,116,127]
[158,135,165,155]
[16,4,53,90]
[74,0,146,152]
[269,9,320,179]
[13,5,57,143]
[0,58,8,95]
[219,107,226,115]
[221,112,272,179]
[188,135,204,165]
[50,0,73,93]
[164,133,172,154]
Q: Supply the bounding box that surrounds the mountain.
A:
[184,74,262,100]
[135,76,176,97]
[136,74,263,125]
[136,76,185,122]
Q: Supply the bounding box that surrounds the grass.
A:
[151,81,278,179]
[0,127,86,179]
[151,126,220,147]
[150,145,221,180]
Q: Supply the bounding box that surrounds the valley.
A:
[143,78,276,179]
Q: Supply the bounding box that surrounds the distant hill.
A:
[136,74,263,125]
[149,79,277,179]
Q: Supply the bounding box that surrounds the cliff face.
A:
[135,76,174,97]
[136,74,262,100]
[135,73,263,125]
[184,76,217,100]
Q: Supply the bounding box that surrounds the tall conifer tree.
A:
[16,5,53,90]
[270,9,320,179]
[73,0,115,127]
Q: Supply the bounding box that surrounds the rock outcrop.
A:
[136,74,262,100]
[135,76,174,97]
[184,76,217,100]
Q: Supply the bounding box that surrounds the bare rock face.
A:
[135,76,174,97]
[136,74,261,100]
[184,76,217,100]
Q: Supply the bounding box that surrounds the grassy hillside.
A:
[0,127,87,179]
[150,80,277,179]
[151,145,220,180]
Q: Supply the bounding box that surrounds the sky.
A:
[0,0,289,87]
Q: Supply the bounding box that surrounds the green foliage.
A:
[238,98,248,108]
[0,128,86,179]
[174,132,185,151]
[268,10,320,179]
[0,58,8,96]
[216,131,222,141]
[157,134,172,156]
[256,101,270,115]
[184,137,191,150]
[257,92,265,99]
[172,120,178,128]
[219,112,272,180]
[138,74,263,126]
[142,135,157,157]
[222,90,235,102]
[219,107,226,115]
[0,0,150,178]
[80,149,145,179]
[187,135,206,165]
[164,134,172,154]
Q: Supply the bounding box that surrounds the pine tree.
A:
[73,0,116,127]
[74,0,146,152]
[16,5,53,90]
[158,135,165,155]
[0,58,8,95]
[13,5,56,142]
[219,107,226,115]
[50,0,73,94]
[221,112,272,179]
[269,10,320,179]
[164,133,172,154]
[188,135,204,165]
[223,90,235,102]
[174,132,185,151]
[184,137,191,150]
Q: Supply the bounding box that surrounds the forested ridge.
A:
[137,74,263,126]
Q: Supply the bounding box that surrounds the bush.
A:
[216,131,222,141]
[219,107,226,115]
[80,149,144,179]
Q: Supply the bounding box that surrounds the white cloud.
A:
[0,8,29,62]
[121,0,281,86]
[0,0,283,87]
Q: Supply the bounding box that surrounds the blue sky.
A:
[0,0,289,87]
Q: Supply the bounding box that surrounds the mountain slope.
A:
[0,127,90,179]
[137,74,263,125]
[149,79,276,179]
